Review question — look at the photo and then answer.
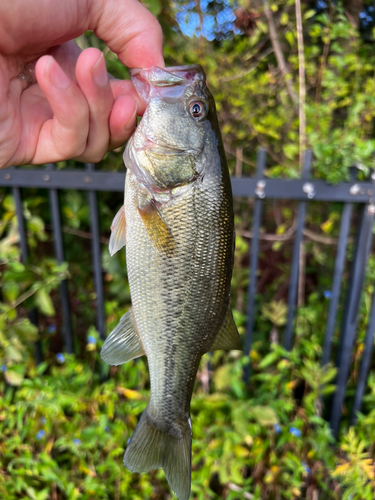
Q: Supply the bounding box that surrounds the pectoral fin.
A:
[109,205,126,256]
[100,308,145,365]
[210,307,242,351]
[138,198,175,257]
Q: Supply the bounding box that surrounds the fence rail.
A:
[3,165,375,203]
[2,150,375,438]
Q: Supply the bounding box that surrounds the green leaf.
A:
[36,361,49,375]
[285,31,295,47]
[11,320,38,341]
[280,12,289,26]
[27,216,45,235]
[35,290,55,316]
[283,143,299,160]
[9,261,25,273]
[3,195,15,212]
[35,489,50,500]
[258,351,279,369]
[213,364,233,391]
[4,345,23,362]
[3,281,19,303]
[5,370,24,386]
[304,9,316,20]
[250,405,279,426]
[232,404,251,438]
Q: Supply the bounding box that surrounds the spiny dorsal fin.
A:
[210,306,243,351]
[138,199,175,257]
[100,308,145,365]
[109,205,126,256]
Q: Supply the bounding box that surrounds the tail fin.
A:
[123,406,192,500]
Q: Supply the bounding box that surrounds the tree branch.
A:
[263,0,298,105]
[295,0,306,169]
[224,144,256,168]
[220,48,274,83]
[238,226,351,246]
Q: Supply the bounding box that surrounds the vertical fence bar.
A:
[46,164,73,353]
[330,203,375,437]
[11,172,43,364]
[350,286,375,425]
[12,183,28,262]
[244,149,266,381]
[283,150,312,351]
[321,203,353,366]
[86,163,106,340]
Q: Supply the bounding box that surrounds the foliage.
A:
[155,0,375,183]
[2,1,375,499]
[0,193,68,387]
[1,201,375,499]
[1,317,375,499]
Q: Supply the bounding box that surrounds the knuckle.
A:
[54,117,89,160]
[73,104,89,125]
[55,136,86,160]
[70,142,87,158]
[75,143,108,163]
[87,150,106,163]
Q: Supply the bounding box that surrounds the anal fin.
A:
[109,205,126,256]
[210,306,243,351]
[100,308,145,365]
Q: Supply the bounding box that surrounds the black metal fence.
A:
[2,150,375,439]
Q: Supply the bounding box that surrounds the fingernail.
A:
[125,98,137,130]
[129,98,137,122]
[92,53,108,87]
[46,57,70,89]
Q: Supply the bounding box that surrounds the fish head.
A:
[125,65,218,191]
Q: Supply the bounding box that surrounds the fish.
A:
[100,64,242,500]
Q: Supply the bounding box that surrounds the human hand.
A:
[0,0,164,168]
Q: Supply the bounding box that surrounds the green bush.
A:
[2,1,375,499]
[1,323,375,499]
[0,199,374,498]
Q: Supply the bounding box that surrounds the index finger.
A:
[93,0,164,69]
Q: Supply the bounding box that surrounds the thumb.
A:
[93,0,164,69]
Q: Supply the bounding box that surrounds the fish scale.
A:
[101,65,242,500]
[126,172,230,415]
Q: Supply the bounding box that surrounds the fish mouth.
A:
[140,135,201,157]
[130,65,206,101]
[148,146,191,156]
[130,65,205,87]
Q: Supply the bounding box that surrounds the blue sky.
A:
[174,0,237,41]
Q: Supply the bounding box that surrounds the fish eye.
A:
[189,101,207,119]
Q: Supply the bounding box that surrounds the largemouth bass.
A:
[101,65,241,500]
